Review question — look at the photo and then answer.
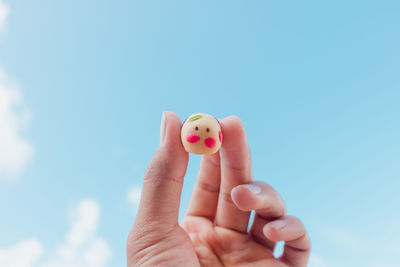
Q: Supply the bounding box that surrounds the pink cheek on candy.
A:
[204,137,216,148]
[218,131,223,142]
[186,134,200,143]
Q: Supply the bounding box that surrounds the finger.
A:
[248,215,276,250]
[215,116,253,232]
[231,181,286,250]
[185,152,221,221]
[134,111,189,228]
[263,216,311,267]
[231,182,286,218]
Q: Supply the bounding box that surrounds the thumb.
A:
[134,111,189,227]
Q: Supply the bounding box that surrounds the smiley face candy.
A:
[181,113,223,155]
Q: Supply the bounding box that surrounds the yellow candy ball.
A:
[181,113,222,155]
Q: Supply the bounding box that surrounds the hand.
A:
[127,111,310,267]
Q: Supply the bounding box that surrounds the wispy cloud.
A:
[127,185,141,211]
[0,239,43,267]
[0,1,9,31]
[42,199,112,267]
[0,69,33,180]
[0,2,33,180]
[0,199,111,267]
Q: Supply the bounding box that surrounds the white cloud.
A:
[0,239,43,267]
[42,199,111,267]
[127,185,141,210]
[0,68,33,180]
[0,1,32,181]
[83,238,112,267]
[67,199,100,246]
[0,199,111,267]
[0,1,9,31]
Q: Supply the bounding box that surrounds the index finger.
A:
[134,111,189,227]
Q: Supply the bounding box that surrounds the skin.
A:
[127,111,311,267]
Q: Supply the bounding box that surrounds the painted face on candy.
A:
[181,113,222,155]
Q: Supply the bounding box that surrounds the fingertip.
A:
[230,186,246,210]
[161,111,183,140]
[220,115,246,141]
[161,111,187,153]
[263,216,308,245]
[221,115,243,126]
[163,110,181,124]
[231,185,259,211]
[219,115,250,172]
[148,111,188,184]
[263,221,285,242]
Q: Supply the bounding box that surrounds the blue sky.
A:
[0,0,399,266]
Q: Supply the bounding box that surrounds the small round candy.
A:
[181,113,222,155]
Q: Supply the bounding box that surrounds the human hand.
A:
[127,111,310,267]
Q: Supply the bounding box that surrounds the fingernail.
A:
[244,184,261,194]
[270,220,287,230]
[160,112,167,144]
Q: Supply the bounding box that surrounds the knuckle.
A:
[197,180,219,194]
[143,148,184,186]
[127,221,177,263]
